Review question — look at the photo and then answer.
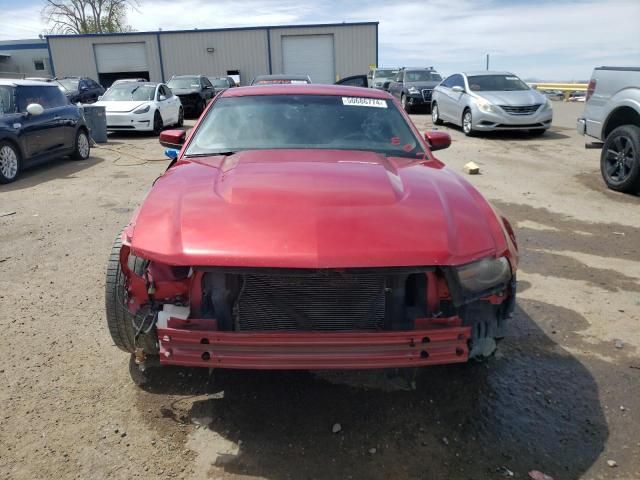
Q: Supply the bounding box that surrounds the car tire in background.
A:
[462,109,474,136]
[176,107,184,127]
[105,233,157,354]
[401,94,412,114]
[152,110,163,135]
[197,99,206,116]
[0,141,21,184]
[431,102,443,125]
[600,125,640,193]
[70,129,91,160]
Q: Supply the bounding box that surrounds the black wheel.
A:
[462,109,474,136]
[401,94,412,114]
[0,141,21,184]
[176,107,184,127]
[70,128,90,160]
[529,128,547,136]
[105,232,157,353]
[152,110,163,135]
[198,99,206,116]
[600,125,640,193]
[432,102,443,125]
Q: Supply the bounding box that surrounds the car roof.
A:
[171,75,201,78]
[222,84,391,98]
[111,82,159,87]
[0,79,59,87]
[463,71,515,76]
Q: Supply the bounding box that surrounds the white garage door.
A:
[282,35,335,84]
[94,43,148,73]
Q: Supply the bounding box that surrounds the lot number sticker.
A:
[342,97,387,108]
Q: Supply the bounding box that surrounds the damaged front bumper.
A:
[157,317,471,369]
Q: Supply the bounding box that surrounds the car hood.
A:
[474,89,545,105]
[129,149,507,268]
[406,81,440,89]
[171,88,201,96]
[94,100,148,113]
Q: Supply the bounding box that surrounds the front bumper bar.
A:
[157,317,471,369]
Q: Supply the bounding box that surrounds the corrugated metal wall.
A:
[269,24,376,81]
[47,23,376,85]
[48,34,162,81]
[159,29,269,84]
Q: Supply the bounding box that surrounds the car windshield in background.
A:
[0,86,15,114]
[405,71,442,82]
[467,75,530,91]
[56,79,79,91]
[185,95,424,158]
[211,79,229,88]
[376,69,398,79]
[102,84,155,101]
[167,77,200,89]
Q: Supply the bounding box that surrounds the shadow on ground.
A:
[135,300,608,480]
[0,156,104,192]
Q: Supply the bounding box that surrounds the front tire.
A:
[401,94,412,114]
[197,99,206,117]
[432,102,443,125]
[462,109,474,136]
[70,129,90,160]
[176,107,184,127]
[600,125,640,193]
[152,110,163,135]
[0,141,21,184]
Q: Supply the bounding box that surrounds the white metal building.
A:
[0,39,51,78]
[46,22,378,86]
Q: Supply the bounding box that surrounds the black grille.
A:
[421,89,433,102]
[236,271,386,331]
[499,104,541,115]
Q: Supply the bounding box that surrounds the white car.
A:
[95,82,183,133]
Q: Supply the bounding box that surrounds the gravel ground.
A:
[0,102,638,480]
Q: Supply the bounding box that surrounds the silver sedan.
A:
[431,71,553,136]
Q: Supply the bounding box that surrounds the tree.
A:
[42,0,138,34]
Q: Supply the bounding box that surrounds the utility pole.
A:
[486,54,490,71]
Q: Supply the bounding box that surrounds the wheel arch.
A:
[0,135,25,160]
[603,106,640,139]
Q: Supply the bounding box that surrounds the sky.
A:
[0,0,639,81]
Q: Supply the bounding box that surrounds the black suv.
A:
[55,77,105,104]
[388,68,443,113]
[0,80,90,183]
[167,75,216,117]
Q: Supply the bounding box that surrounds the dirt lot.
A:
[1,102,639,480]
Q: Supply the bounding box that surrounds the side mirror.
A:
[159,95,167,101]
[424,130,451,151]
[451,86,464,93]
[159,129,186,148]
[26,103,44,116]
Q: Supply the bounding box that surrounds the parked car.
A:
[166,75,215,117]
[207,76,237,95]
[388,67,443,113]
[55,76,104,104]
[431,71,553,136]
[251,74,312,85]
[24,77,53,82]
[367,68,398,90]
[111,78,148,86]
[105,84,518,384]
[94,82,183,134]
[577,66,640,193]
[541,90,565,101]
[0,79,90,183]
[335,75,369,87]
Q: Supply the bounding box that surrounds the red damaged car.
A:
[105,84,518,382]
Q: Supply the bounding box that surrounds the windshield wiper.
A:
[184,151,238,157]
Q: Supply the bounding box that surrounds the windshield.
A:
[102,84,156,101]
[167,77,200,89]
[56,78,79,92]
[0,86,16,114]
[467,75,530,91]
[185,95,424,158]
[210,78,229,88]
[405,71,442,82]
[375,69,398,79]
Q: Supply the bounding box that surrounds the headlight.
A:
[408,87,419,94]
[475,98,497,113]
[541,98,553,111]
[134,105,150,114]
[455,257,511,293]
